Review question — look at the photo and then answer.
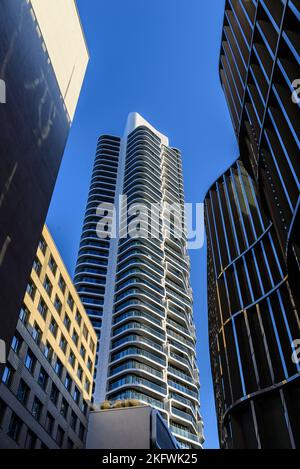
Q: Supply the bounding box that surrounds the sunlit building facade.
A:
[0,226,97,449]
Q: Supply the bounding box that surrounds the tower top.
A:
[124,112,169,147]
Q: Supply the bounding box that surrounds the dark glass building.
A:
[0,0,88,372]
[205,0,300,448]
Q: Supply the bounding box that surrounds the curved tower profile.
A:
[75,113,204,449]
[206,0,300,449]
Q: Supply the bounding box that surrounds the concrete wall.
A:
[30,0,89,121]
[87,406,152,449]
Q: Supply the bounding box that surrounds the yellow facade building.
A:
[0,226,97,448]
[26,226,97,402]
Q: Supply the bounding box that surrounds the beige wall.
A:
[24,225,97,402]
[30,0,89,121]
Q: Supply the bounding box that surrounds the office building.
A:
[0,226,97,449]
[0,0,89,372]
[205,0,300,448]
[75,113,204,448]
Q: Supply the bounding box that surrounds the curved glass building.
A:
[75,113,204,449]
[205,0,300,449]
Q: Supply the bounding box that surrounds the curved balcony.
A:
[107,374,167,397]
[168,379,199,400]
[111,334,165,355]
[112,321,165,342]
[109,359,164,380]
[110,346,166,367]
[109,389,165,411]
[113,309,163,329]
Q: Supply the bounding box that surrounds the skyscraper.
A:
[0,0,88,372]
[205,0,300,448]
[75,113,204,449]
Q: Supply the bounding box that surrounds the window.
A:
[32,397,43,421]
[39,237,47,255]
[81,401,88,416]
[2,365,14,387]
[54,295,62,314]
[8,412,22,442]
[0,399,7,425]
[59,275,66,294]
[87,358,93,372]
[70,411,77,431]
[40,442,49,449]
[90,339,96,354]
[11,333,22,355]
[19,305,29,325]
[43,276,53,297]
[78,423,85,441]
[38,298,48,319]
[43,342,53,363]
[33,257,42,276]
[17,379,30,405]
[72,330,79,346]
[64,373,72,392]
[83,324,88,341]
[67,438,74,449]
[75,310,82,326]
[32,323,42,345]
[54,358,63,378]
[56,426,64,447]
[50,383,59,406]
[60,336,67,353]
[64,314,71,332]
[38,367,48,390]
[60,398,69,419]
[26,279,36,300]
[80,345,86,360]
[25,430,37,449]
[67,294,74,311]
[25,350,36,374]
[48,256,57,276]
[73,386,80,405]
[77,366,83,381]
[45,412,54,435]
[85,379,91,394]
[69,351,75,368]
[49,318,58,338]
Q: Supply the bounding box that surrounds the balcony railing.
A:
[108,374,167,395]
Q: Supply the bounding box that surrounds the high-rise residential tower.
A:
[205,0,300,448]
[75,113,204,449]
[0,0,88,373]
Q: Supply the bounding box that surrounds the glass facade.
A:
[206,0,300,448]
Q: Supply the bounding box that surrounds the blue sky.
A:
[47,0,238,449]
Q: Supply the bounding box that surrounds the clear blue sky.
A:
[47,0,238,449]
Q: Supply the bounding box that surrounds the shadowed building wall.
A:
[0,0,88,375]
